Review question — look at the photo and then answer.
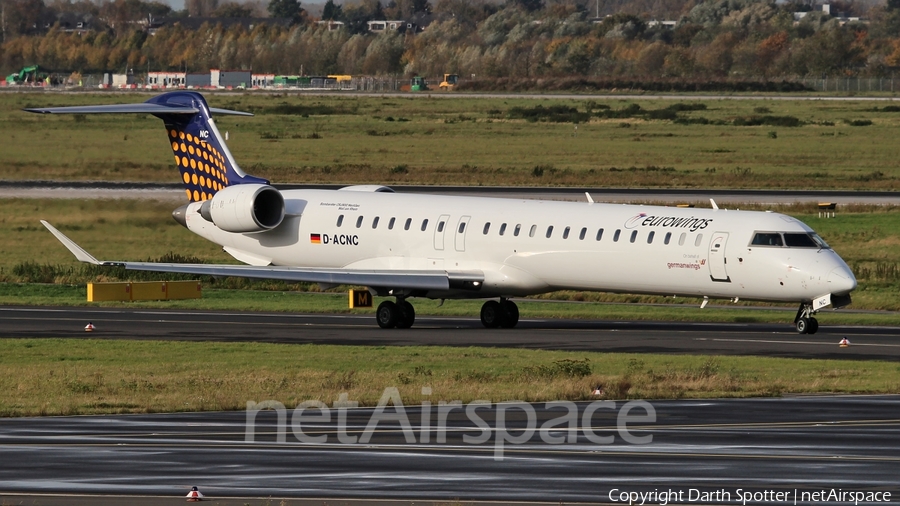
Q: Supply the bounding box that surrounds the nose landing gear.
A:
[794,303,819,334]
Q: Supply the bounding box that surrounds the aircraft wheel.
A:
[396,300,416,329]
[808,317,819,335]
[480,300,502,328]
[796,317,810,335]
[499,300,519,328]
[376,301,399,329]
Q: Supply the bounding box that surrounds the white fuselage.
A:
[182,189,857,303]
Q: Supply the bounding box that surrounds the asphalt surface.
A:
[2,306,899,361]
[0,396,897,503]
[2,182,899,204]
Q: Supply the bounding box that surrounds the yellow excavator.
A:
[439,74,459,91]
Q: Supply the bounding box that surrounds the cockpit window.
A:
[751,232,783,247]
[784,233,818,248]
[751,232,832,249]
[811,233,831,249]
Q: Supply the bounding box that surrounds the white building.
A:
[367,20,404,32]
[252,73,275,88]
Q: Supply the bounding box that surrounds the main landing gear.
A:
[480,298,519,329]
[374,298,520,329]
[376,299,415,329]
[794,303,819,335]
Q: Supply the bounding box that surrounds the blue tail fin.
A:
[24,91,268,203]
[144,92,268,202]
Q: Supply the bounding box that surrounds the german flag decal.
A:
[310,233,321,244]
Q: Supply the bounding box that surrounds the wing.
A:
[41,221,483,291]
[23,103,253,116]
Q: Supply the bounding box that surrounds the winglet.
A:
[40,220,102,265]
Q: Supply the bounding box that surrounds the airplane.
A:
[28,91,857,334]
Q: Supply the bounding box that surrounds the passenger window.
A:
[404,218,412,231]
[514,224,521,237]
[613,229,621,242]
[751,232,783,247]
[483,222,491,235]
[563,226,570,239]
[372,216,379,229]
[678,233,686,246]
[596,228,604,241]
[664,232,671,245]
[546,225,554,238]
[784,233,818,248]
[630,230,637,243]
[458,222,466,233]
[529,225,536,237]
[388,217,395,230]
[695,234,703,247]
[356,216,364,228]
[438,221,445,233]
[336,215,344,227]
[579,227,586,240]
[499,223,507,236]
[421,219,429,231]
[648,231,655,244]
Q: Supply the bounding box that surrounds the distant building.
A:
[367,20,405,32]
[186,73,212,87]
[148,71,185,87]
[211,69,251,88]
[316,20,345,31]
[252,73,275,88]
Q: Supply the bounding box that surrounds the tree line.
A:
[1,0,898,81]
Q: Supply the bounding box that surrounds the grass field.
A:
[3,92,900,189]
[1,339,898,417]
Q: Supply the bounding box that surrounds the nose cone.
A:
[827,264,857,295]
[172,203,189,228]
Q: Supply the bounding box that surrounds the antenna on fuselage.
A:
[710,198,719,210]
[585,192,594,204]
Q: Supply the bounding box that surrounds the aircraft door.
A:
[455,215,471,252]
[434,214,450,251]
[708,231,731,282]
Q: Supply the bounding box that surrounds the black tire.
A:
[396,300,416,329]
[499,300,519,328]
[376,301,399,329]
[808,317,819,335]
[796,317,809,334]
[480,300,501,328]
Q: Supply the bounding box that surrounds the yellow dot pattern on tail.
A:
[167,127,230,202]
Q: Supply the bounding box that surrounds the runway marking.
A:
[16,418,900,441]
[3,441,898,463]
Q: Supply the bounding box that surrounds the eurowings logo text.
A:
[625,214,713,232]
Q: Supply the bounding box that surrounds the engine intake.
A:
[199,184,285,233]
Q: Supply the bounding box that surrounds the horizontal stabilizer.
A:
[23,103,252,116]
[41,221,479,291]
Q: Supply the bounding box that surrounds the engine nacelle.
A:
[199,184,285,233]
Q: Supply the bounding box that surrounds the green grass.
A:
[3,92,900,189]
[1,338,898,417]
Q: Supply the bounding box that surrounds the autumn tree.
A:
[268,0,304,23]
